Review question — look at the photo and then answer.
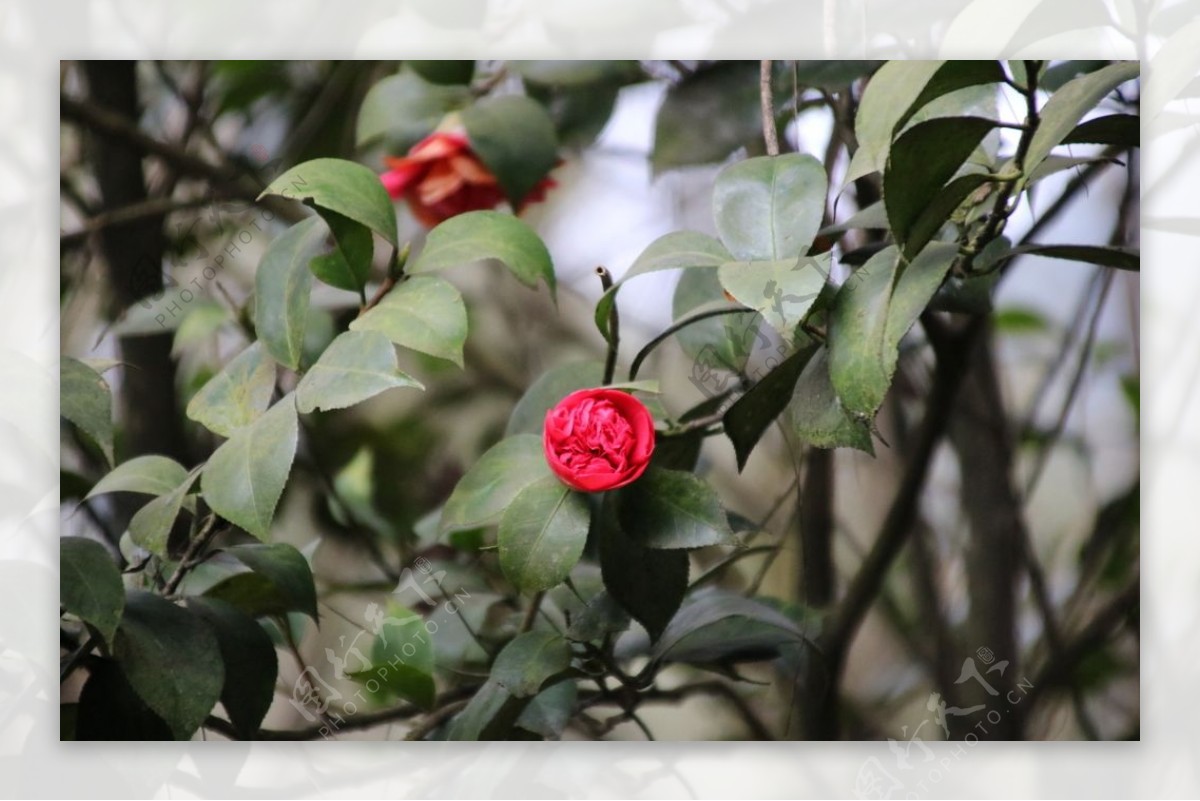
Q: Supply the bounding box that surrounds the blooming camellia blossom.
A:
[379,130,555,227]
[543,388,656,493]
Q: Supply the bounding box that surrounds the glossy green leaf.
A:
[788,346,873,452]
[204,542,319,620]
[498,476,590,593]
[201,396,299,541]
[356,69,471,150]
[565,588,631,642]
[60,537,124,647]
[595,231,733,343]
[718,252,830,338]
[883,116,995,254]
[128,466,202,558]
[446,630,572,740]
[505,361,603,437]
[901,172,992,260]
[829,243,957,418]
[1062,114,1139,148]
[295,330,423,414]
[259,157,398,246]
[999,243,1139,272]
[114,590,224,741]
[617,468,735,550]
[713,153,828,262]
[254,217,325,370]
[462,94,558,206]
[85,455,188,501]
[672,266,759,380]
[894,61,1005,133]
[188,597,278,738]
[409,210,555,299]
[185,342,276,438]
[514,679,577,740]
[653,61,760,173]
[724,344,819,471]
[598,494,688,640]
[348,602,435,709]
[309,209,374,294]
[651,591,810,665]
[845,60,945,184]
[1024,61,1139,174]
[439,434,553,534]
[61,357,114,465]
[819,200,889,236]
[350,275,468,367]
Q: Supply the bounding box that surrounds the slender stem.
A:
[629,307,750,381]
[404,699,470,741]
[520,591,546,634]
[596,266,620,385]
[60,633,97,683]
[760,60,780,156]
[163,513,220,596]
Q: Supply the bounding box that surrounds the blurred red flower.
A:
[380,131,555,227]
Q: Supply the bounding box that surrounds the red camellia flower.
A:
[380,130,556,227]
[543,388,656,493]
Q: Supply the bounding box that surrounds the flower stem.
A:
[595,266,620,385]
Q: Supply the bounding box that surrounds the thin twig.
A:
[760,60,780,156]
[404,699,470,740]
[163,513,220,596]
[596,266,620,385]
[520,591,546,634]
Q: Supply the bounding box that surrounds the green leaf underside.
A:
[498,476,591,593]
[259,157,398,246]
[201,396,299,541]
[718,253,831,338]
[186,342,276,438]
[724,344,819,471]
[350,275,469,367]
[253,217,326,370]
[598,494,689,641]
[61,357,114,464]
[439,434,553,534]
[712,153,828,262]
[616,468,736,550]
[187,597,278,738]
[409,211,556,300]
[85,455,188,501]
[60,537,125,647]
[296,330,423,414]
[114,590,224,741]
[128,466,203,557]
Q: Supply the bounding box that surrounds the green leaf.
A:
[85,455,188,501]
[995,306,1050,334]
[788,346,874,452]
[204,542,319,621]
[672,267,759,379]
[845,61,945,184]
[309,210,374,294]
[439,434,553,534]
[348,602,435,709]
[565,588,631,642]
[650,591,810,666]
[598,494,688,640]
[652,61,760,173]
[462,95,559,206]
[723,344,818,471]
[185,342,276,438]
[793,61,882,89]
[259,157,398,246]
[446,630,572,741]
[526,80,622,150]
[172,301,228,356]
[295,330,423,414]
[513,60,641,87]
[75,658,172,740]
[201,396,299,540]
[498,476,591,594]
[350,275,468,367]
[254,217,325,370]
[409,210,556,299]
[883,116,995,255]
[828,243,957,418]
[616,468,735,550]
[128,466,202,558]
[1024,61,1139,174]
[819,200,889,236]
[594,231,733,343]
[894,60,1005,133]
[999,243,1139,272]
[113,590,224,741]
[505,361,603,437]
[515,680,577,740]
[60,537,124,647]
[356,69,471,150]
[61,357,114,465]
[406,60,476,86]
[712,153,828,262]
[902,172,992,260]
[1062,114,1139,148]
[187,597,278,738]
[718,253,830,338]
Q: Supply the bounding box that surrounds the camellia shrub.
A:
[59,60,1139,741]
